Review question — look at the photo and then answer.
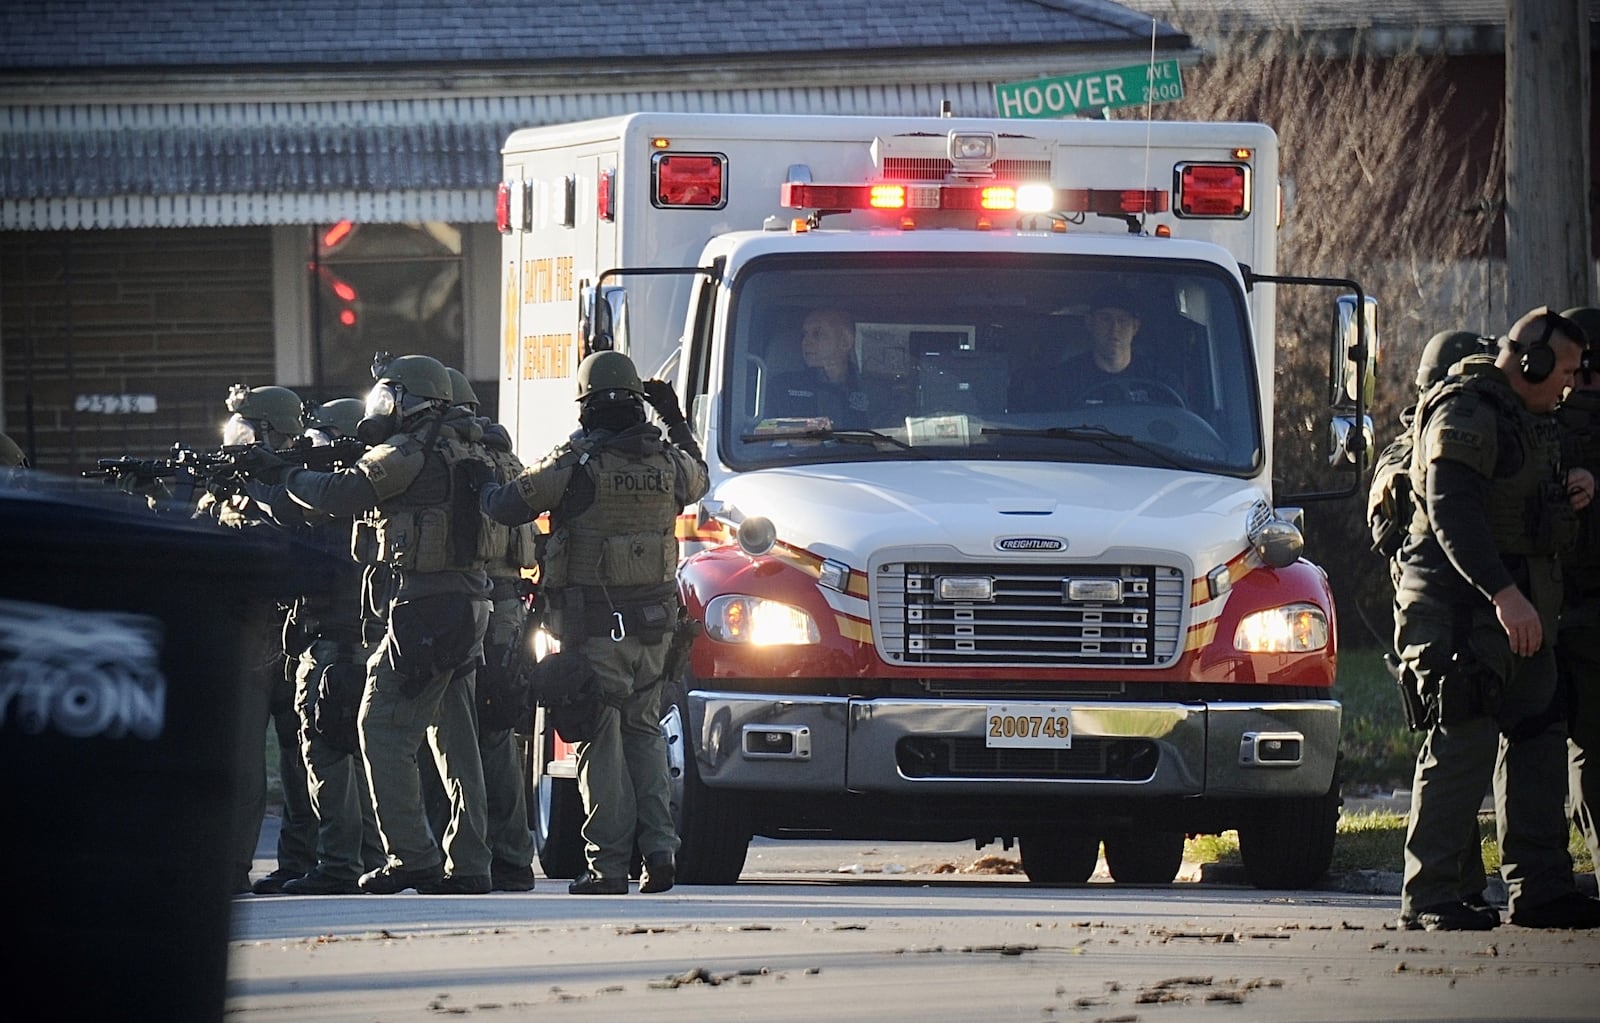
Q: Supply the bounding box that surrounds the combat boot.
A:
[1399,899,1498,931]
[568,871,627,895]
[639,851,675,894]
[491,861,537,892]
[250,868,304,895]
[1510,892,1600,929]
[359,862,445,894]
[281,868,363,895]
[417,873,492,895]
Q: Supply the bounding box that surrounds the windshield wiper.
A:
[739,427,930,457]
[981,424,1188,469]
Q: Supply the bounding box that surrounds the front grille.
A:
[873,562,1185,667]
[898,736,1160,781]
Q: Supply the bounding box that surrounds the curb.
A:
[1197,864,1597,898]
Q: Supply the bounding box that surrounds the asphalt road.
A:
[227,821,1600,1022]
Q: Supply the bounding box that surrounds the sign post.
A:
[995,60,1184,119]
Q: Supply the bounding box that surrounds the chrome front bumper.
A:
[687,692,1340,798]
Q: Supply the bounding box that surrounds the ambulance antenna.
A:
[1140,16,1158,233]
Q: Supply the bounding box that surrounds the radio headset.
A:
[1511,306,1560,384]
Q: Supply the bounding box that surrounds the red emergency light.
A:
[495,182,511,233]
[1174,163,1250,218]
[653,153,726,209]
[321,219,354,249]
[598,168,615,222]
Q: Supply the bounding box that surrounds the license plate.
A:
[985,704,1073,749]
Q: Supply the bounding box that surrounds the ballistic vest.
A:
[354,413,489,575]
[1408,358,1569,626]
[475,420,535,576]
[542,432,680,591]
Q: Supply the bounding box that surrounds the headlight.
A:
[1233,603,1328,653]
[705,595,819,645]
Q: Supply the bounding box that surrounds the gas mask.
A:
[356,381,401,446]
[579,396,645,435]
[222,414,265,448]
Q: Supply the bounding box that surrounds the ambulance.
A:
[497,112,1376,887]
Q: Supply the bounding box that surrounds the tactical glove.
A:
[641,378,686,425]
[234,445,289,483]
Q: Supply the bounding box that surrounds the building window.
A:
[308,221,465,395]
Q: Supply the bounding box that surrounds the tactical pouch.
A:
[385,593,477,699]
[581,589,676,643]
[597,531,675,588]
[623,597,675,644]
[1384,653,1429,732]
[313,657,365,756]
[351,516,380,564]
[476,636,532,734]
[540,586,583,646]
[1436,650,1504,724]
[662,609,704,687]
[280,602,318,660]
[528,650,600,743]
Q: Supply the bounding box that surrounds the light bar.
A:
[781,182,1169,218]
[1057,188,1169,215]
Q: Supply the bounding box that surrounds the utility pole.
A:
[1505,1,1593,315]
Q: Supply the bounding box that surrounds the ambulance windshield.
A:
[720,254,1262,475]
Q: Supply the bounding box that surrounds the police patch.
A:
[1438,428,1483,448]
[516,473,541,502]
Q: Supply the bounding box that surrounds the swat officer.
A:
[1394,306,1600,931]
[1370,329,1499,920]
[242,354,496,894]
[480,351,708,895]
[242,397,386,894]
[208,383,321,895]
[1557,306,1600,873]
[435,367,539,892]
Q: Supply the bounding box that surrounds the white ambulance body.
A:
[498,112,1373,888]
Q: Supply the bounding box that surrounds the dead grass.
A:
[1184,809,1595,875]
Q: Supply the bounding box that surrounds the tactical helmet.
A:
[306,397,365,438]
[1415,330,1490,391]
[446,367,480,408]
[225,383,305,435]
[378,354,454,403]
[0,430,26,468]
[574,350,645,403]
[1560,307,1600,351]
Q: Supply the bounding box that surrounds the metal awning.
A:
[2,81,1103,229]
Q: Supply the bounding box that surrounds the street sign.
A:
[995,59,1184,119]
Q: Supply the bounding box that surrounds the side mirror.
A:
[579,284,629,356]
[1331,293,1379,411]
[1328,413,1375,467]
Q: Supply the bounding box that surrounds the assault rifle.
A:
[86,443,246,507]
[86,436,367,504]
[274,435,367,473]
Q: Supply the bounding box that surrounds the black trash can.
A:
[0,482,318,1020]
